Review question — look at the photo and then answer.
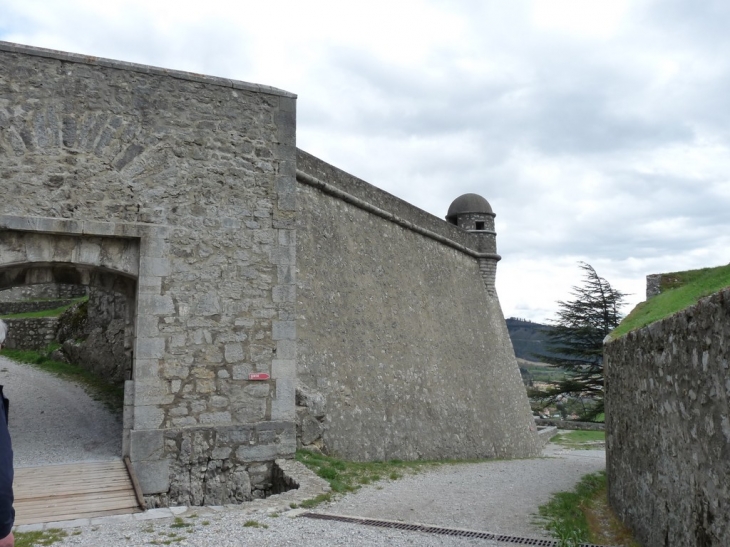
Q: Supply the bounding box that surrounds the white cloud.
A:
[3,0,730,322]
[530,0,634,39]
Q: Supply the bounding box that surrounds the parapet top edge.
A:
[0,40,297,99]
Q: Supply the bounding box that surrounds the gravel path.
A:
[41,444,604,546]
[4,355,606,545]
[318,444,606,538]
[0,355,121,466]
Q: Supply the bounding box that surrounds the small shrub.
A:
[317,467,339,480]
[243,520,268,528]
[298,493,332,508]
[170,517,192,529]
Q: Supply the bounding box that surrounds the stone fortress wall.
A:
[0,41,297,506]
[605,287,730,546]
[295,151,539,461]
[0,41,539,506]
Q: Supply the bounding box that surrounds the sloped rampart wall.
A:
[295,150,539,461]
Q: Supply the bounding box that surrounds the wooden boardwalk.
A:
[14,459,143,525]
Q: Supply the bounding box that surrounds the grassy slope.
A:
[537,471,639,546]
[611,263,730,338]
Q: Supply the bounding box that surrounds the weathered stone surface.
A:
[605,288,730,546]
[0,43,296,504]
[295,151,540,461]
[0,42,541,508]
[3,317,58,350]
[0,283,86,302]
[55,282,135,383]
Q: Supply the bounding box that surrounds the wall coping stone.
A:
[296,153,501,261]
[0,41,296,99]
[534,418,605,431]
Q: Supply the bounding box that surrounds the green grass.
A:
[0,297,87,319]
[15,529,68,546]
[243,520,268,528]
[538,472,605,544]
[553,430,605,449]
[611,263,730,338]
[537,471,639,546]
[0,344,124,413]
[170,517,192,529]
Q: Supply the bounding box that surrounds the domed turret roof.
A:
[446,193,493,221]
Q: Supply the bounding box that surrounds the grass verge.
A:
[537,471,638,546]
[0,345,124,414]
[0,297,87,319]
[15,529,68,546]
[611,263,730,338]
[553,430,605,450]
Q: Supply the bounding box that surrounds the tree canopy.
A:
[530,262,626,421]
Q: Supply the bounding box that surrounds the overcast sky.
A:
[3,0,729,322]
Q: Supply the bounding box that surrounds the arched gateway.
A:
[1,41,540,507]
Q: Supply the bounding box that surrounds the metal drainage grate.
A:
[301,512,607,547]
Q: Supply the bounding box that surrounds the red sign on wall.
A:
[248,372,270,381]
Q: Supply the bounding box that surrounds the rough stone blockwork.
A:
[0,298,78,315]
[0,283,86,302]
[0,40,541,507]
[605,289,730,546]
[4,317,58,350]
[0,41,297,505]
[295,150,539,461]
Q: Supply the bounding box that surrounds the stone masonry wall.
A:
[295,150,540,461]
[605,289,730,546]
[57,284,135,384]
[4,317,58,350]
[0,42,297,505]
[0,298,77,315]
[0,283,86,302]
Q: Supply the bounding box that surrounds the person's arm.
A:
[0,394,14,545]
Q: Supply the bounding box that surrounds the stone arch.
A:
[0,214,171,461]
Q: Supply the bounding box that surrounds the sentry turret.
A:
[446,193,500,296]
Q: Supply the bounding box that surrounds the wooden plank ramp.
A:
[14,459,143,525]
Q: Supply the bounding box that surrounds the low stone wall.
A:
[4,317,58,350]
[0,299,77,316]
[0,283,86,303]
[534,419,605,431]
[536,426,559,447]
[605,288,730,546]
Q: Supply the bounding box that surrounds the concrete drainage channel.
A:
[301,512,608,547]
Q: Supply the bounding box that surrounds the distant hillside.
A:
[505,317,554,362]
[611,263,730,339]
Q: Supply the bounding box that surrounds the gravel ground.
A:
[49,510,512,547]
[43,445,604,546]
[4,354,606,545]
[318,444,606,538]
[0,355,122,466]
